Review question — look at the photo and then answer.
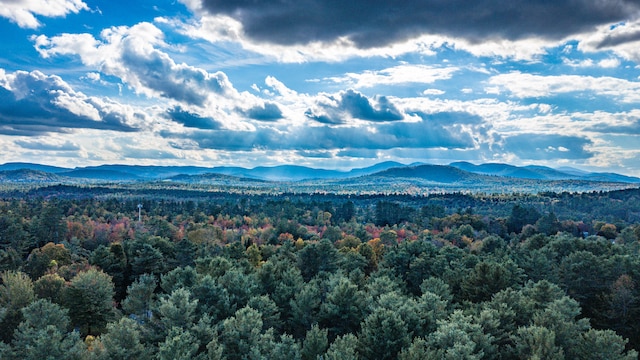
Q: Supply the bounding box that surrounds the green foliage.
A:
[122,273,157,318]
[319,274,365,339]
[324,333,358,360]
[247,295,281,332]
[157,288,198,330]
[297,239,339,281]
[161,266,198,293]
[191,275,231,321]
[157,327,202,360]
[24,242,72,279]
[301,324,328,360]
[515,326,565,360]
[357,307,410,360]
[219,306,267,360]
[289,279,322,338]
[507,204,541,233]
[93,317,149,360]
[64,268,115,336]
[11,299,86,360]
[89,244,127,301]
[268,334,302,359]
[0,270,35,341]
[129,243,165,278]
[461,260,525,302]
[576,329,638,360]
[34,273,66,304]
[425,310,494,360]
[0,270,34,311]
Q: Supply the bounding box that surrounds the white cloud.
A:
[598,58,621,68]
[0,69,146,134]
[0,0,88,28]
[487,72,640,102]
[32,22,294,131]
[326,64,458,88]
[423,89,445,95]
[577,19,640,62]
[562,57,620,68]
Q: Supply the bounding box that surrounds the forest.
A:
[1,186,640,359]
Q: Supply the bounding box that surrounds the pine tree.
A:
[64,268,115,336]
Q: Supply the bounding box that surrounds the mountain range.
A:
[0,161,639,193]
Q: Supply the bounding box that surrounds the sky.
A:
[1,1,640,175]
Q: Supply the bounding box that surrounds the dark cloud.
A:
[161,110,479,151]
[198,0,640,48]
[0,71,138,136]
[166,106,222,129]
[240,102,284,121]
[503,134,593,160]
[15,140,80,151]
[593,29,640,49]
[295,150,334,158]
[305,90,404,124]
[341,91,403,121]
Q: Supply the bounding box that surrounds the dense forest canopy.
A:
[0,185,640,359]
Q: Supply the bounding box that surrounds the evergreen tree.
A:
[122,273,157,319]
[0,270,35,342]
[319,274,365,339]
[64,268,115,336]
[357,307,410,360]
[301,324,328,360]
[219,306,267,360]
[515,326,564,360]
[191,275,232,321]
[324,333,358,360]
[93,317,150,360]
[157,327,202,360]
[576,329,638,360]
[267,334,302,360]
[11,299,86,360]
[157,288,198,330]
[289,280,322,338]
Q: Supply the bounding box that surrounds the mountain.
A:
[450,161,549,179]
[61,169,143,181]
[1,162,639,193]
[0,162,70,173]
[63,163,404,182]
[556,166,589,176]
[244,165,342,181]
[374,164,483,183]
[450,161,640,183]
[582,172,640,184]
[0,169,64,182]
[79,165,213,179]
[344,161,405,178]
[167,173,268,184]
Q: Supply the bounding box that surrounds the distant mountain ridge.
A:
[0,161,639,185]
[448,161,640,183]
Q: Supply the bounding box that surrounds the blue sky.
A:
[1,0,640,175]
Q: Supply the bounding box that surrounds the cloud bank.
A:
[188,0,640,47]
